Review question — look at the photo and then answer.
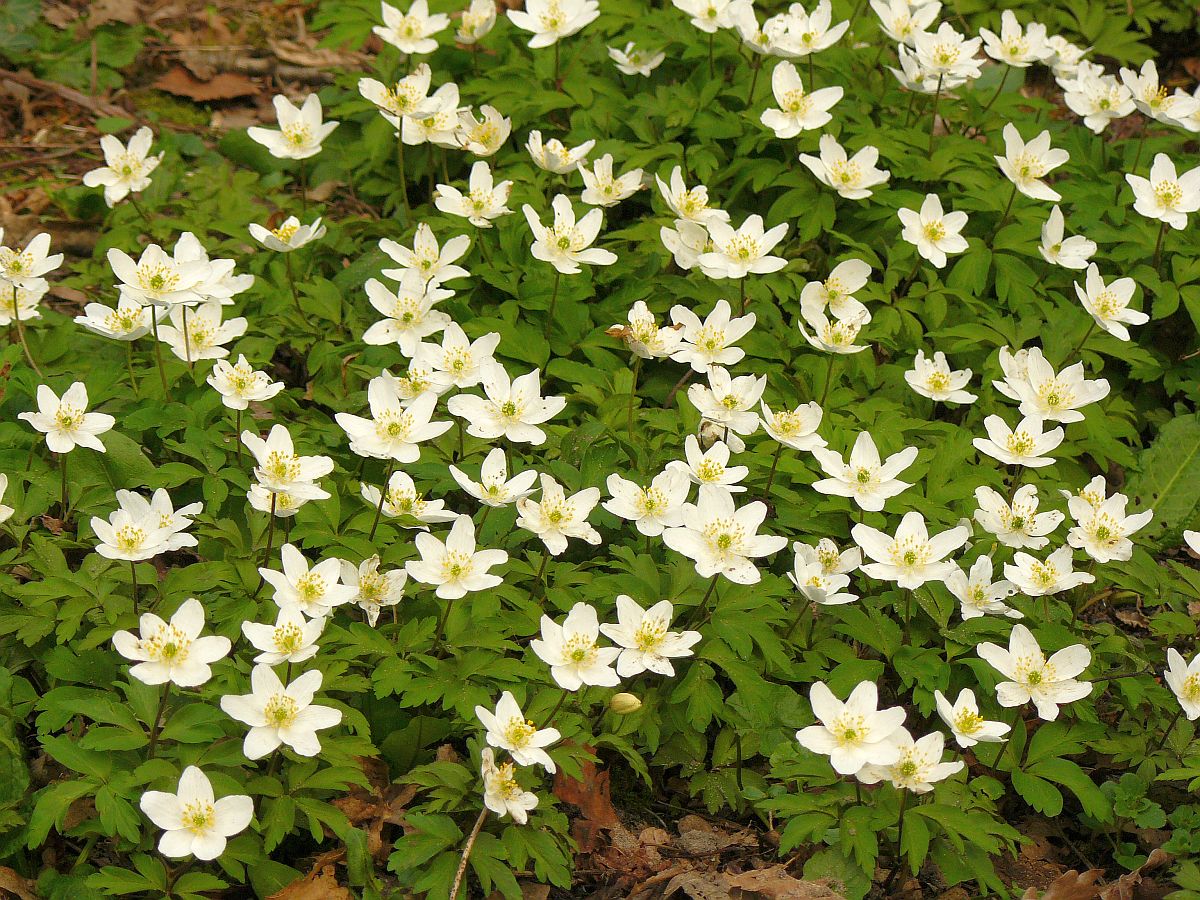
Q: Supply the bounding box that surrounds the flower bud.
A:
[609,693,642,715]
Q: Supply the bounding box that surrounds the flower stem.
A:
[543,687,571,728]
[782,594,812,644]
[687,573,721,628]
[397,134,411,220]
[1060,320,1096,367]
[927,74,944,155]
[260,492,278,568]
[818,353,837,406]
[554,40,562,90]
[234,408,243,466]
[450,809,489,900]
[627,356,642,442]
[369,459,396,542]
[1150,706,1184,755]
[883,790,910,892]
[299,159,308,217]
[181,306,193,369]
[126,341,138,396]
[146,682,171,759]
[708,32,714,78]
[10,285,43,376]
[58,452,69,520]
[150,307,169,393]
[746,56,762,106]
[544,270,561,339]
[433,596,456,653]
[977,65,1010,118]
[284,251,302,313]
[1129,122,1149,174]
[762,442,784,501]
[997,180,1018,231]
[129,558,140,615]
[1152,220,1168,271]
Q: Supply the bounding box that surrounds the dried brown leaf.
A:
[726,866,844,899]
[1098,849,1174,900]
[87,0,141,29]
[153,67,258,102]
[267,865,352,900]
[0,867,38,900]
[1021,869,1103,900]
[664,871,733,900]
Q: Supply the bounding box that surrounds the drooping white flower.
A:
[434,160,513,228]
[139,766,252,861]
[373,0,449,55]
[242,602,325,666]
[208,355,285,410]
[83,127,163,207]
[447,362,565,445]
[516,474,602,556]
[977,624,1091,721]
[608,42,665,77]
[361,469,458,526]
[247,485,310,519]
[526,131,595,174]
[0,281,47,327]
[905,350,976,404]
[524,194,618,275]
[1074,264,1146,342]
[481,748,539,823]
[358,64,435,124]
[655,166,729,225]
[662,484,787,584]
[1004,545,1095,597]
[973,484,1063,550]
[799,134,890,200]
[113,599,231,687]
[401,83,463,148]
[852,511,969,589]
[946,554,1021,620]
[508,0,599,48]
[788,542,858,606]
[898,193,969,268]
[1165,649,1200,721]
[1066,492,1152,563]
[935,689,1010,748]
[598,595,701,677]
[260,544,357,617]
[341,556,407,626]
[760,62,844,138]
[603,469,690,536]
[974,414,1064,468]
[249,216,326,253]
[1061,66,1134,134]
[19,382,115,454]
[220,665,342,758]
[667,435,749,492]
[797,306,870,355]
[247,94,338,160]
[475,691,560,772]
[811,432,918,512]
[660,219,711,270]
[1126,153,1200,230]
[1038,205,1097,269]
[796,681,907,776]
[242,424,333,500]
[1045,34,1088,79]
[450,447,538,508]
[531,602,621,690]
[579,154,643,208]
[1119,60,1200,128]
[75,296,156,342]
[669,299,755,372]
[405,514,507,599]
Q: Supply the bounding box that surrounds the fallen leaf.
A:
[153,67,258,102]
[0,867,38,900]
[87,0,141,29]
[664,871,732,900]
[726,866,844,899]
[39,516,65,536]
[267,865,352,900]
[267,38,366,70]
[1022,869,1103,900]
[1114,608,1150,630]
[1098,849,1174,900]
[42,4,80,29]
[553,756,619,853]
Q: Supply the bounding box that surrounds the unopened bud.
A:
[609,693,642,715]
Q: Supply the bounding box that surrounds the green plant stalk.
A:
[1150,706,1185,755]
[11,285,43,376]
[927,73,944,155]
[545,270,562,339]
[369,459,397,541]
[130,559,139,615]
[284,251,302,313]
[397,133,411,219]
[627,356,642,442]
[146,682,171,759]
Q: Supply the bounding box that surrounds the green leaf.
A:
[1125,413,1200,545]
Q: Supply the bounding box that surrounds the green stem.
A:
[627,356,642,441]
[762,443,784,501]
[150,308,169,393]
[397,133,411,219]
[433,596,456,651]
[146,682,171,759]
[284,251,302,313]
[543,688,571,728]
[126,340,138,396]
[997,180,1018,231]
[299,159,308,217]
[818,353,837,406]
[1150,706,1185,755]
[687,574,721,628]
[234,408,243,466]
[369,459,396,542]
[708,31,714,78]
[1061,320,1096,367]
[927,74,944,155]
[977,65,1010,118]
[130,558,140,615]
[11,285,43,376]
[782,594,812,644]
[260,492,278,568]
[883,790,910,892]
[544,270,561,339]
[746,56,762,106]
[1152,220,1168,270]
[59,452,69,519]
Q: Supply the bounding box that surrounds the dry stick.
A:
[450,809,489,899]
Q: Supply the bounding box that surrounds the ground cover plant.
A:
[1,0,1199,897]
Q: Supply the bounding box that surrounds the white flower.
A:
[455,105,511,157]
[799,258,872,325]
[1074,264,1146,341]
[531,602,621,690]
[994,346,1109,423]
[156,301,247,362]
[579,154,643,208]
[0,280,47,326]
[979,11,1050,67]
[362,273,453,355]
[669,299,755,372]
[1004,545,1095,597]
[973,414,1063,468]
[107,244,208,308]
[516,474,602,556]
[904,350,976,404]
[760,62,844,138]
[660,219,711,270]
[609,301,685,360]
[912,22,983,81]
[687,366,766,437]
[260,544,357,617]
[1119,60,1200,127]
[813,538,862,575]
[1062,66,1134,134]
[113,599,231,687]
[247,485,309,518]
[242,424,333,500]
[795,681,907,776]
[977,624,1091,721]
[662,484,786,584]
[220,665,342,758]
[1165,649,1200,721]
[361,470,458,526]
[405,514,507,599]
[0,474,12,524]
[140,767,252,861]
[358,65,435,123]
[995,124,1069,202]
[335,380,450,462]
[799,134,890,200]
[481,748,539,823]
[82,127,163,207]
[852,511,969,589]
[608,42,665,76]
[242,603,325,666]
[603,469,690,536]
[811,432,918,512]
[249,216,326,252]
[655,166,729,225]
[434,161,513,227]
[508,0,599,47]
[760,400,826,451]
[448,362,565,445]
[247,94,338,160]
[92,488,200,560]
[450,447,538,508]
[1066,492,1153,563]
[475,691,560,772]
[381,224,470,288]
[898,193,969,268]
[208,355,285,410]
[411,323,501,391]
[524,195,618,275]
[526,131,595,174]
[457,0,496,43]
[1039,206,1097,269]
[788,542,857,606]
[973,484,1063,550]
[698,214,788,279]
[373,0,449,54]
[673,0,739,33]
[598,595,701,677]
[871,0,939,46]
[858,730,964,793]
[341,556,407,626]
[402,83,463,148]
[764,0,849,58]
[667,435,749,492]
[1046,35,1088,78]
[946,554,1021,619]
[797,306,870,354]
[19,382,115,454]
[889,43,960,93]
[75,296,155,341]
[935,689,1010,748]
[1126,153,1200,230]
